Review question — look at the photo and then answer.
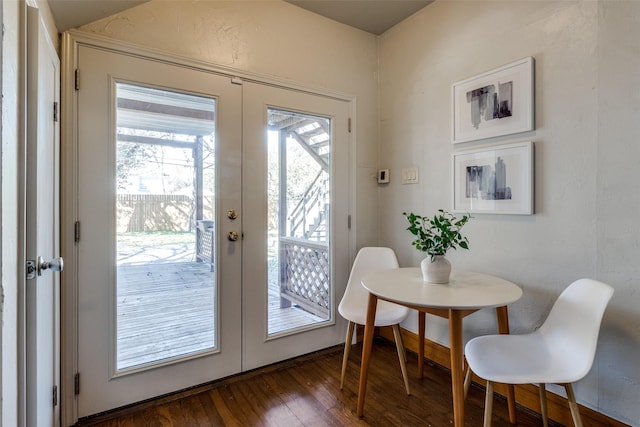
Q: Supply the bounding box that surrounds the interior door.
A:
[242,82,351,369]
[25,6,61,427]
[74,46,242,417]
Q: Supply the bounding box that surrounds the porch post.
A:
[279,131,291,308]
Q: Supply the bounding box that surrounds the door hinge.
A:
[74,373,80,395]
[74,69,80,91]
[348,118,352,133]
[231,77,242,85]
[348,214,351,230]
[53,101,59,122]
[74,221,80,243]
[53,385,58,406]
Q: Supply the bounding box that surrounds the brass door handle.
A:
[227,231,239,241]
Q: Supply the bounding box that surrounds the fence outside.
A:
[117,194,214,233]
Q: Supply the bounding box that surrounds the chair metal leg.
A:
[340,321,355,389]
[564,383,583,427]
[483,380,494,427]
[392,324,411,395]
[539,383,548,427]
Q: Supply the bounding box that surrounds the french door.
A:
[242,82,350,369]
[73,46,242,417]
[68,42,350,419]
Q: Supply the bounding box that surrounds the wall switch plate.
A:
[401,167,419,184]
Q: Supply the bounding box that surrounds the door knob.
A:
[37,256,64,276]
[227,231,239,241]
[227,209,238,220]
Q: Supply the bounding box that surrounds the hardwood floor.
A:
[76,338,556,427]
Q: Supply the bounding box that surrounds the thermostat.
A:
[377,169,390,184]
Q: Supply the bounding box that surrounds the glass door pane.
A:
[115,83,216,371]
[267,108,331,336]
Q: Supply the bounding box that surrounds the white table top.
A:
[361,268,522,310]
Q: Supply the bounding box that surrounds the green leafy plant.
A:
[402,209,471,261]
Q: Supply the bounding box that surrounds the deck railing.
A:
[279,237,330,318]
[288,171,329,240]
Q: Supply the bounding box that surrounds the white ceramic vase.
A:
[421,255,451,284]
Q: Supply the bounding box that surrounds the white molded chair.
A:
[465,278,614,427]
[338,247,411,394]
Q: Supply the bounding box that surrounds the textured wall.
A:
[378,1,638,424]
[596,1,640,422]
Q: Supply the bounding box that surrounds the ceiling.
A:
[48,0,432,35]
[286,1,432,35]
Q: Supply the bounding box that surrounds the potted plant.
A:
[402,209,470,283]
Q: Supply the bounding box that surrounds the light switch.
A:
[401,167,419,184]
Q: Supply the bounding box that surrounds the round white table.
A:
[357,268,523,426]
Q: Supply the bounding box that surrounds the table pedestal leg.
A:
[418,311,425,378]
[356,293,378,418]
[496,306,517,424]
[449,309,465,427]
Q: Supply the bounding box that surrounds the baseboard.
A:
[377,326,628,427]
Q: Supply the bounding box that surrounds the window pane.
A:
[267,108,331,336]
[115,83,217,371]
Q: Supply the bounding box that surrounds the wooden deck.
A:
[116,261,324,370]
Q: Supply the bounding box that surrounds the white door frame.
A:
[4,1,29,426]
[61,30,355,426]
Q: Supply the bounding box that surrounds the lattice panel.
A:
[196,220,214,271]
[281,241,330,317]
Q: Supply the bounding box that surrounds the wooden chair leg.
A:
[463,360,472,399]
[564,383,583,427]
[483,380,494,427]
[392,324,411,395]
[397,325,408,362]
[539,383,548,427]
[340,321,355,389]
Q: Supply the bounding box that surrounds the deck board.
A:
[116,261,325,370]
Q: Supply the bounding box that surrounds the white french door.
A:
[242,82,350,369]
[67,41,350,420]
[73,46,242,417]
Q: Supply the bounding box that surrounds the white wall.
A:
[78,0,380,251]
[596,1,640,422]
[2,1,22,425]
[378,1,639,424]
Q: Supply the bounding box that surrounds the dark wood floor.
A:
[76,338,557,427]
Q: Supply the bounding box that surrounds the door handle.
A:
[227,231,239,242]
[37,256,64,276]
